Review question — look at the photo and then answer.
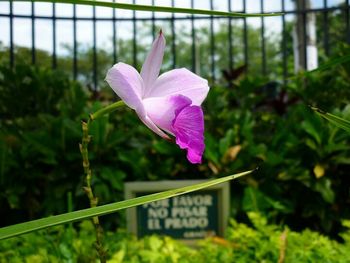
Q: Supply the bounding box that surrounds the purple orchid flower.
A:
[105,31,210,164]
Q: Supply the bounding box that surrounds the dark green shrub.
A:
[1,214,349,262]
[1,45,350,239]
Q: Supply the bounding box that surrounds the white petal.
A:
[141,31,166,96]
[105,62,144,110]
[147,68,210,105]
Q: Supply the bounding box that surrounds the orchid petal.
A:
[141,31,166,96]
[142,95,192,134]
[136,108,170,139]
[172,105,205,164]
[105,62,144,110]
[148,68,209,105]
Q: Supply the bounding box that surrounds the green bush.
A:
[0,64,87,224]
[1,213,349,262]
[1,45,350,241]
[202,45,350,238]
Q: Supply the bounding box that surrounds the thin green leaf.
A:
[288,54,350,81]
[311,106,350,133]
[306,54,350,75]
[16,0,281,17]
[0,170,254,240]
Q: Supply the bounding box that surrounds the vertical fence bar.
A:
[346,0,350,43]
[243,0,248,69]
[92,5,97,90]
[52,2,57,68]
[281,0,287,85]
[171,0,176,68]
[295,0,306,71]
[152,0,155,40]
[73,4,77,80]
[210,0,215,81]
[112,0,117,63]
[322,0,329,56]
[191,0,196,73]
[31,1,36,64]
[9,0,14,67]
[302,0,307,69]
[2,0,348,87]
[228,0,233,69]
[260,0,266,75]
[132,0,137,68]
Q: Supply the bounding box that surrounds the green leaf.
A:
[311,107,350,133]
[301,120,322,145]
[204,134,220,165]
[314,179,335,204]
[242,186,290,213]
[0,170,253,240]
[306,54,350,75]
[287,54,350,82]
[219,129,234,155]
[18,0,281,17]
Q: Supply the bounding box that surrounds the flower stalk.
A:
[79,100,125,263]
[90,100,125,120]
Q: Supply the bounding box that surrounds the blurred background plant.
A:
[0,0,350,260]
[1,213,349,262]
[1,43,349,240]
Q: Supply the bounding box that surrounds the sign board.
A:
[124,180,229,244]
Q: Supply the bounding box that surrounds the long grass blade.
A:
[311,106,350,133]
[15,0,281,17]
[0,170,254,240]
[288,54,350,81]
[306,54,350,75]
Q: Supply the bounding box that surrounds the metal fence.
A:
[0,0,349,89]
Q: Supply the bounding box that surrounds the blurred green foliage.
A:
[1,213,350,262]
[0,44,350,241]
[203,45,350,240]
[0,4,350,242]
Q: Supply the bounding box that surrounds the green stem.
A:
[90,100,125,121]
[79,100,125,263]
